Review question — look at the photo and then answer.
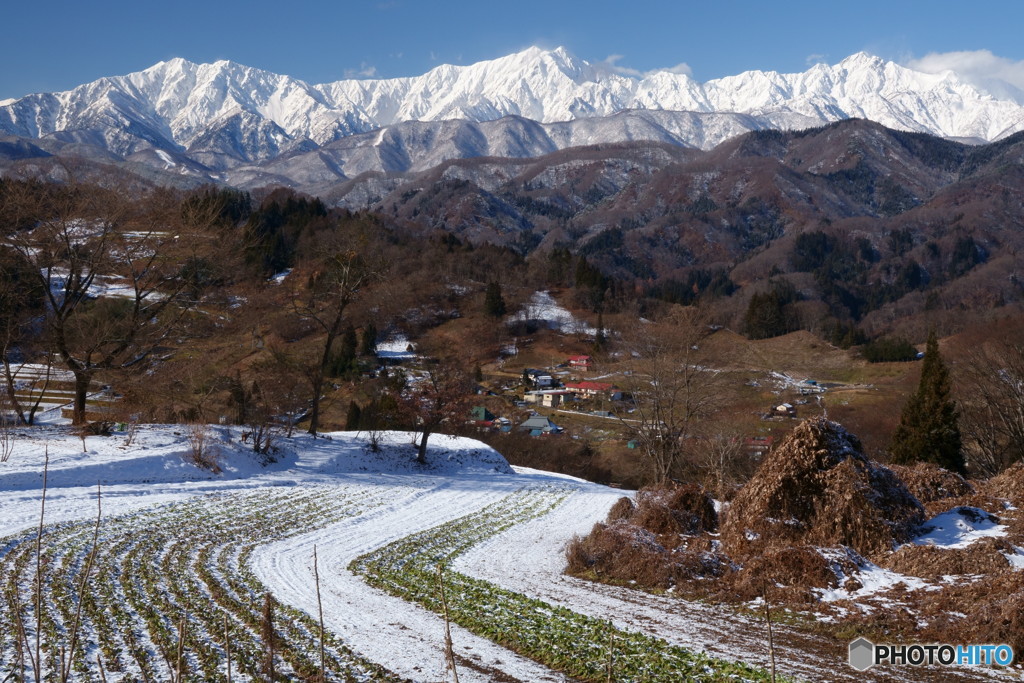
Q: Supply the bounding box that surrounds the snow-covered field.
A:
[1,424,1009,682]
[509,290,599,336]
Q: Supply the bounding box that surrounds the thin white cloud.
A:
[661,62,693,76]
[904,50,1024,103]
[344,63,378,79]
[601,54,692,78]
[805,53,827,67]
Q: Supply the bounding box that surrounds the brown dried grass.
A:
[983,461,1024,505]
[886,462,973,504]
[565,516,730,590]
[720,418,924,561]
[633,482,718,535]
[912,571,1024,655]
[605,496,635,522]
[727,545,863,604]
[882,537,1014,580]
[565,522,675,589]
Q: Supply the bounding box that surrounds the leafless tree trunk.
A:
[615,307,725,484]
[4,180,202,425]
[289,245,381,436]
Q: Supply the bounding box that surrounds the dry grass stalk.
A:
[437,565,460,683]
[60,483,102,683]
[763,585,776,683]
[31,447,49,683]
[224,613,232,683]
[313,545,325,683]
[262,593,276,680]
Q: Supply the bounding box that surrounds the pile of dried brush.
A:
[886,462,973,504]
[720,418,925,560]
[983,461,1024,505]
[565,482,729,589]
[726,545,865,603]
[883,535,1015,580]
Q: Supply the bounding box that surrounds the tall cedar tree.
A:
[889,332,965,473]
[483,282,506,317]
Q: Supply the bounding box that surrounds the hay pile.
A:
[886,462,973,504]
[628,483,718,536]
[565,482,728,589]
[720,418,925,560]
[983,461,1024,505]
[727,545,864,603]
[883,536,1014,579]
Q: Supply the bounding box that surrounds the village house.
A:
[524,368,555,387]
[524,390,573,408]
[567,355,593,370]
[564,381,622,401]
[519,413,563,435]
[773,403,797,418]
[744,435,775,459]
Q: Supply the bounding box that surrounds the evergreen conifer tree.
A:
[483,282,506,317]
[346,400,362,430]
[360,322,377,356]
[890,331,965,473]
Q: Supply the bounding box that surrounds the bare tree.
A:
[957,337,1024,475]
[183,422,220,472]
[2,180,202,424]
[689,426,752,500]
[615,307,725,484]
[399,359,475,464]
[287,237,382,436]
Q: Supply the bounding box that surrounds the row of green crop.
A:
[351,485,782,683]
[0,484,410,682]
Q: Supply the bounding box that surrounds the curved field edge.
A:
[349,486,786,682]
[0,485,408,682]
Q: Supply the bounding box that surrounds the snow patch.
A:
[509,290,598,335]
[912,506,1006,549]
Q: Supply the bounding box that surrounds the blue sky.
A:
[4,0,1024,100]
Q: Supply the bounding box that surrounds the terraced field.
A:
[1,477,781,682]
[0,485,406,681]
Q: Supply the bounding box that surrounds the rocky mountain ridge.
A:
[3,47,1024,186]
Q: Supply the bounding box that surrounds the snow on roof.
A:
[565,381,614,392]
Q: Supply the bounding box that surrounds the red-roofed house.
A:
[564,381,621,400]
[567,355,593,369]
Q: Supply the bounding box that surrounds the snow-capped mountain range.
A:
[3,46,1024,184]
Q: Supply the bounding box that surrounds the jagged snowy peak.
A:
[3,46,1024,176]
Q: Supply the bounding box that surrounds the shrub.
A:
[184,422,221,473]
